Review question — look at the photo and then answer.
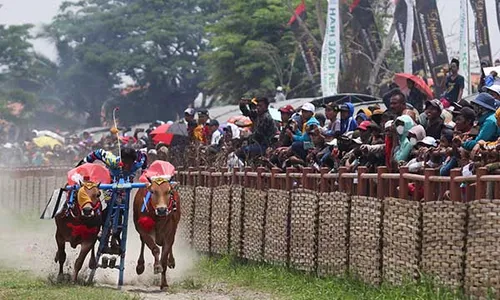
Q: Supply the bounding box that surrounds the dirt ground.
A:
[0,208,272,300]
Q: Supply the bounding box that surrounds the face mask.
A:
[410,137,417,146]
[396,125,405,135]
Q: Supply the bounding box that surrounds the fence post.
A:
[449,168,462,202]
[476,167,488,200]
[320,167,328,193]
[244,166,252,188]
[377,166,388,200]
[357,166,368,196]
[302,167,312,190]
[270,168,278,189]
[286,167,293,191]
[423,168,438,202]
[256,167,264,190]
[398,166,409,199]
[338,167,347,194]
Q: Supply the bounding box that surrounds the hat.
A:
[301,103,315,112]
[198,108,209,116]
[339,104,350,111]
[279,105,295,114]
[322,102,339,110]
[384,120,393,129]
[358,120,372,131]
[184,108,195,115]
[472,92,498,111]
[453,107,476,121]
[207,119,219,127]
[418,136,438,147]
[425,99,443,112]
[255,97,270,104]
[486,85,500,96]
[372,109,384,116]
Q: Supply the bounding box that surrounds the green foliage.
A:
[196,256,465,300]
[201,0,321,104]
[44,0,219,124]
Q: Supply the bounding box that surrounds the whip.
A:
[111,107,122,169]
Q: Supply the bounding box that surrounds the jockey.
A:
[77,147,147,254]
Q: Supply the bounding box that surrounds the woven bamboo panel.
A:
[465,199,500,298]
[230,185,244,256]
[192,186,212,253]
[242,188,267,262]
[177,185,195,245]
[421,201,466,288]
[290,189,318,272]
[317,192,349,277]
[264,189,290,266]
[349,196,383,285]
[211,185,231,255]
[383,197,421,285]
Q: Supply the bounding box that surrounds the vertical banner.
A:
[496,0,500,35]
[415,0,449,96]
[459,0,470,96]
[403,0,415,74]
[470,0,492,65]
[395,0,426,75]
[321,0,340,97]
[288,0,318,80]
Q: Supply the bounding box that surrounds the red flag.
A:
[287,0,306,26]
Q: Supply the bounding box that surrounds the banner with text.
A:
[470,0,492,65]
[459,0,470,96]
[415,0,449,96]
[395,0,426,75]
[321,0,341,97]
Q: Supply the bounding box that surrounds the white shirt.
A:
[211,130,222,146]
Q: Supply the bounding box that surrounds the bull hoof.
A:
[153,264,163,274]
[160,283,169,290]
[136,264,145,275]
[167,257,175,269]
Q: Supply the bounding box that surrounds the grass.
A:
[0,269,139,300]
[194,256,467,300]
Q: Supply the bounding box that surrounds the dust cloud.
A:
[0,204,198,287]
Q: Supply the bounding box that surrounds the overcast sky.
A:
[1,0,499,71]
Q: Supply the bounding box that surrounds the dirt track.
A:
[0,209,272,300]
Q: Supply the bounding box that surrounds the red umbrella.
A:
[150,123,174,145]
[394,73,434,99]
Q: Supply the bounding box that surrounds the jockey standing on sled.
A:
[77,146,147,253]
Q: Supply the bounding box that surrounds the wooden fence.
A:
[3,165,500,297]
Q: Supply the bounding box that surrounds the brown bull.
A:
[54,181,102,282]
[133,176,180,290]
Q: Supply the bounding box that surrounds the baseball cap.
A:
[301,103,315,112]
[339,104,350,111]
[384,120,394,129]
[418,136,438,147]
[279,105,295,114]
[425,99,443,112]
[198,108,209,116]
[207,119,219,127]
[486,85,500,96]
[184,108,195,115]
[358,120,372,131]
[452,107,476,121]
[322,102,339,110]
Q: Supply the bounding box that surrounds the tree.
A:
[201,0,322,104]
[43,0,219,125]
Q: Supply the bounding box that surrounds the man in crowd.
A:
[407,79,427,113]
[423,99,445,140]
[237,97,277,160]
[443,58,464,106]
[389,90,407,116]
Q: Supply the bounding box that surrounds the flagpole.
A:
[466,0,472,93]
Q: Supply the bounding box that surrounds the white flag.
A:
[403,0,415,74]
[321,0,340,97]
[459,0,469,96]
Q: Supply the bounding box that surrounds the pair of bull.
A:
[54,176,180,290]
